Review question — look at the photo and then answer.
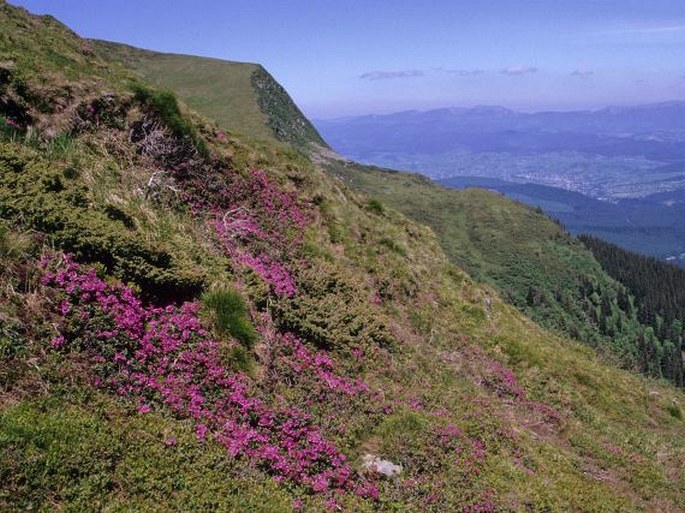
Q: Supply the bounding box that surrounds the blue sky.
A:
[10,0,685,118]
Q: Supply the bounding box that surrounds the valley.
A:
[315,105,685,263]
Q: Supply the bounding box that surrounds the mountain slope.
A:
[323,160,684,385]
[1,4,684,512]
[92,39,327,148]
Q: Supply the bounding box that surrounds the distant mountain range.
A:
[315,101,685,163]
[314,102,685,263]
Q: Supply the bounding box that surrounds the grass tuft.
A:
[201,287,258,348]
[667,402,682,420]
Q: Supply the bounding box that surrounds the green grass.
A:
[0,3,128,86]
[323,159,666,380]
[201,287,258,348]
[91,40,272,140]
[0,393,294,512]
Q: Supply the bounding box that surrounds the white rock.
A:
[362,454,402,477]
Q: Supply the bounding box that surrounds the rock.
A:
[362,454,402,477]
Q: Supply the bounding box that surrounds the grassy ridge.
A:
[92,40,326,148]
[91,40,274,142]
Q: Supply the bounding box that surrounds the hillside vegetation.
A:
[439,175,685,265]
[581,234,685,386]
[324,160,684,387]
[105,26,685,388]
[1,3,684,512]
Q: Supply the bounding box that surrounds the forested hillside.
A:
[580,234,685,386]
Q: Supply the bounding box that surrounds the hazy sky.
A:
[10,0,685,118]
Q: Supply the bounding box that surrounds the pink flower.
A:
[42,255,372,497]
[50,335,65,349]
[604,443,622,455]
[4,118,20,130]
[195,423,208,441]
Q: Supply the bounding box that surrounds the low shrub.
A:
[366,199,384,215]
[0,144,206,303]
[273,259,395,352]
[667,402,683,420]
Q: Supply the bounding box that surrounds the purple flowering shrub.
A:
[202,168,307,297]
[460,341,562,423]
[257,321,389,450]
[42,254,379,498]
[268,331,373,397]
[128,106,309,299]
[161,159,309,298]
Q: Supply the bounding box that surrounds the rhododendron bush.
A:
[173,163,307,298]
[42,255,378,499]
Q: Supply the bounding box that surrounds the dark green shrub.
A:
[103,205,135,229]
[273,260,395,351]
[62,166,79,179]
[0,222,11,258]
[328,223,344,244]
[0,316,25,360]
[379,237,406,256]
[366,199,384,215]
[0,144,205,303]
[667,402,683,420]
[201,287,258,348]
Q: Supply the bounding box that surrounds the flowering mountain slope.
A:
[88,36,685,389]
[0,3,683,512]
